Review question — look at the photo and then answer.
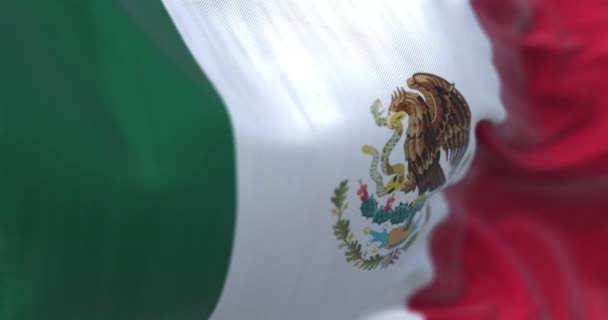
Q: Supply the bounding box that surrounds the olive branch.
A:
[331,180,387,270]
[330,180,433,270]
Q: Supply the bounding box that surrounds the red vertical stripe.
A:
[410,0,608,319]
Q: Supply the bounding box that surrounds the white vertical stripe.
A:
[162,1,504,319]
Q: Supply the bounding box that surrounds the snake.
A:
[362,100,406,197]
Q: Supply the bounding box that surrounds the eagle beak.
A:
[387,111,407,129]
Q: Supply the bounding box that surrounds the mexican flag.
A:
[2,1,509,319]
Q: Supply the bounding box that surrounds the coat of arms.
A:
[330,73,472,270]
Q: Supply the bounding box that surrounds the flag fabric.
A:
[4,1,607,320]
[411,1,608,319]
[2,2,235,319]
[2,1,503,319]
[160,1,503,319]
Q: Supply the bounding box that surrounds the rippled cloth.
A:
[411,0,608,319]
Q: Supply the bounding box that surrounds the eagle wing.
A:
[407,73,472,168]
[390,87,444,194]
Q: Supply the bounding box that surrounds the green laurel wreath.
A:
[330,180,431,270]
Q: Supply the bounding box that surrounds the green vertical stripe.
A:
[1,2,235,319]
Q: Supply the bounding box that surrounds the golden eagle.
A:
[380,73,472,195]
